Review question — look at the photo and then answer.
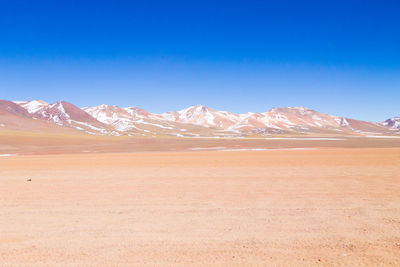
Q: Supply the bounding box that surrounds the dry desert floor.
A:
[1,146,400,266]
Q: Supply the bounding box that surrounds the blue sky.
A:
[0,0,399,121]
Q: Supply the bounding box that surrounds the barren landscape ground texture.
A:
[1,137,400,266]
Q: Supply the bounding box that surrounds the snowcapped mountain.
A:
[0,100,63,132]
[124,106,153,119]
[14,101,114,135]
[156,105,389,135]
[157,105,241,128]
[8,99,399,137]
[35,101,98,124]
[230,107,387,134]
[13,100,49,114]
[381,116,400,129]
[83,104,228,137]
[83,104,137,132]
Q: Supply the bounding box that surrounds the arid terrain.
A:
[2,0,399,265]
[1,136,400,266]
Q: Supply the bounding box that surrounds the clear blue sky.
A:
[0,0,399,121]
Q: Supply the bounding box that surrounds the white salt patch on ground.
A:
[189,147,226,150]
[0,154,17,157]
[219,148,271,151]
[218,148,317,152]
[178,136,222,139]
[365,135,400,139]
[264,137,345,140]
[190,147,317,152]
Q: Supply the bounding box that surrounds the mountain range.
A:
[0,99,398,137]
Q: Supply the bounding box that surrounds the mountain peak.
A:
[382,116,400,129]
[270,106,312,112]
[288,106,311,111]
[13,100,49,114]
[193,105,209,112]
[98,104,109,108]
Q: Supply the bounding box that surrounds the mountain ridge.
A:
[3,99,398,137]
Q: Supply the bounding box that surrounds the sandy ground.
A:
[1,148,400,266]
[1,131,400,155]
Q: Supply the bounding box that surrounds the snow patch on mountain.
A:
[381,116,400,129]
[13,100,49,114]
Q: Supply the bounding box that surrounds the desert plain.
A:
[1,136,400,266]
